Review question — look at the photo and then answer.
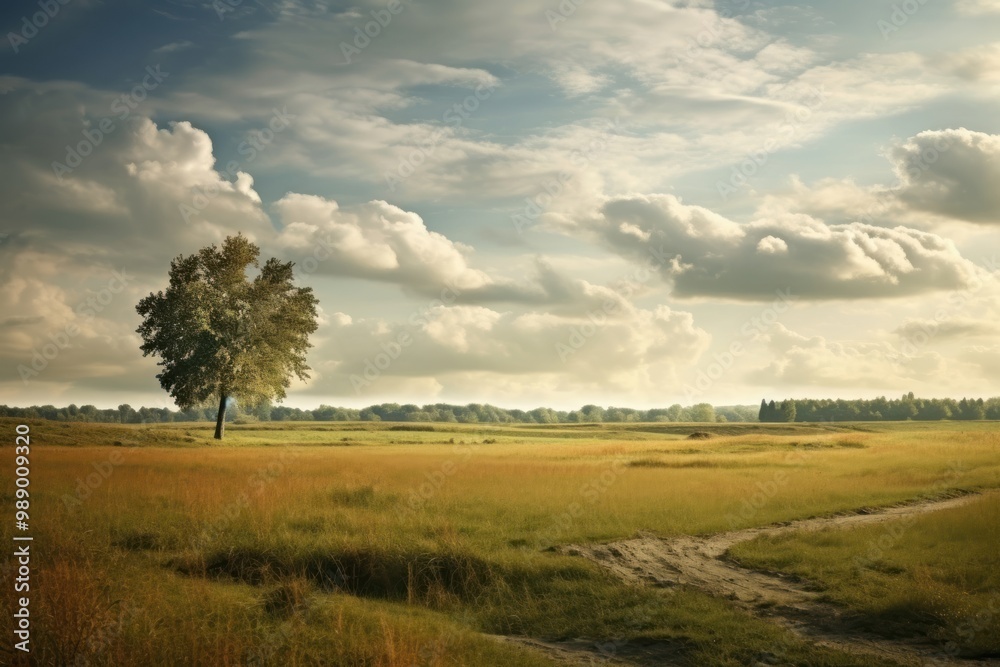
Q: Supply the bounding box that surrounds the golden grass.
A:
[2,419,998,665]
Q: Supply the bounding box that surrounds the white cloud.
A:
[754,41,818,75]
[271,193,599,304]
[746,323,952,390]
[2,0,998,407]
[135,2,953,207]
[895,317,1000,341]
[751,128,1000,230]
[930,42,1000,82]
[584,193,982,300]
[274,194,461,281]
[955,0,1000,14]
[305,300,711,402]
[757,236,789,255]
[547,62,611,97]
[890,128,1000,224]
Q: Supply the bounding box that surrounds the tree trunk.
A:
[214,393,228,440]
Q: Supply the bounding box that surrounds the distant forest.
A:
[2,394,999,424]
[0,402,746,424]
[759,394,1000,422]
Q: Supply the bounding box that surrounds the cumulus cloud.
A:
[744,128,1000,231]
[746,324,951,390]
[756,236,789,255]
[0,82,271,268]
[304,300,711,400]
[929,43,1000,82]
[135,1,954,209]
[0,250,159,404]
[0,79,590,307]
[273,194,488,290]
[2,0,997,407]
[895,317,1000,341]
[584,194,981,301]
[889,128,1000,224]
[271,193,608,305]
[954,0,1000,14]
[0,88,687,402]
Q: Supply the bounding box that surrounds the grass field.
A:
[729,491,1000,657]
[2,419,999,665]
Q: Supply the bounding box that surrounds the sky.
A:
[2,0,1000,411]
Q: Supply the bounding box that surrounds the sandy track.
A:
[557,495,1000,667]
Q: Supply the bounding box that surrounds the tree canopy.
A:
[4,396,999,426]
[135,234,319,438]
[758,395,990,422]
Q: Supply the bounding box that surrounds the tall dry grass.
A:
[2,419,998,665]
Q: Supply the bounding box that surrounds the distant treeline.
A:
[0,402,756,424]
[759,394,1000,422]
[3,395,997,425]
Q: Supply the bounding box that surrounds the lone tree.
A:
[136,234,319,439]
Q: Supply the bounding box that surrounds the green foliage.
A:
[6,394,1000,425]
[761,394,999,422]
[759,399,791,423]
[135,234,319,416]
[689,403,716,423]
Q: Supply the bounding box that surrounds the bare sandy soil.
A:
[499,495,1000,666]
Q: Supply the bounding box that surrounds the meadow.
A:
[2,419,999,666]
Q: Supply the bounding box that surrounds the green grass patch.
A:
[728,493,1000,657]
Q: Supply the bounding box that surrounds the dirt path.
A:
[557,494,1000,667]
